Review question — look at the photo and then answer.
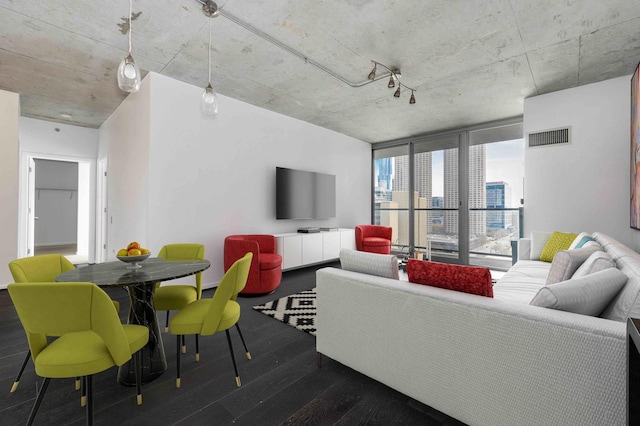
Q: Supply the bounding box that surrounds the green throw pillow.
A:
[540,231,578,262]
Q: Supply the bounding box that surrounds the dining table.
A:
[56,257,210,386]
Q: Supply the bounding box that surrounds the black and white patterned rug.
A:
[252,288,316,336]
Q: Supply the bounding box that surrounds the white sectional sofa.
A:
[316,233,640,426]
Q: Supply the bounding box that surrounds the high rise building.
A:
[374,157,393,191]
[444,146,486,236]
[486,181,512,229]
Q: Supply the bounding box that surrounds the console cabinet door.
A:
[278,235,303,270]
[323,231,341,260]
[302,233,323,264]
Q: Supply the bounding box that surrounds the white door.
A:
[26,157,35,256]
[96,159,108,262]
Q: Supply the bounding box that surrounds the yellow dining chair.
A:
[8,282,149,425]
[170,252,252,388]
[8,254,120,394]
[154,244,206,340]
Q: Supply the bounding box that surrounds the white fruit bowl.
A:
[117,253,150,269]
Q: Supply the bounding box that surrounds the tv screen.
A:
[276,167,336,220]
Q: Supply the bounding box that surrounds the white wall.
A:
[524,75,635,248]
[101,72,370,287]
[0,90,20,288]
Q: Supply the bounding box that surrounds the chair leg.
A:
[225,330,241,387]
[76,377,81,391]
[234,323,252,360]
[86,375,94,426]
[81,376,87,407]
[175,335,181,388]
[10,350,31,393]
[181,335,187,354]
[165,311,170,333]
[134,349,143,405]
[195,335,199,362]
[27,377,50,426]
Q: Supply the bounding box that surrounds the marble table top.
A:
[56,258,211,288]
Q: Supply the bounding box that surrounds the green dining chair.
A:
[8,281,149,425]
[170,252,252,388]
[153,243,205,340]
[8,254,120,394]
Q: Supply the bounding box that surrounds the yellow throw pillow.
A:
[540,231,579,262]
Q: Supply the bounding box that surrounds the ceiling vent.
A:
[527,127,571,148]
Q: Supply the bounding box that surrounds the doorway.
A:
[21,155,93,264]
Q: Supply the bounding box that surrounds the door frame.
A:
[18,152,96,262]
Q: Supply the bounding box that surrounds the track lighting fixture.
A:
[117,0,141,93]
[367,60,417,105]
[201,0,219,116]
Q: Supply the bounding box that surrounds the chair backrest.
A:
[201,253,252,335]
[9,254,75,283]
[157,243,206,298]
[8,282,131,366]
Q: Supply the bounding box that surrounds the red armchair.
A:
[224,235,282,295]
[355,225,393,254]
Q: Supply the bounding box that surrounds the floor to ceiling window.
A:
[372,120,523,270]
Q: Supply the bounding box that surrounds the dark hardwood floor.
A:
[0,261,466,425]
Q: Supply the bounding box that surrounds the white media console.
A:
[274,228,355,271]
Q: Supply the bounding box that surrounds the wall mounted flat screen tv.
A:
[276,167,336,220]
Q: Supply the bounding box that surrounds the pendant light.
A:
[117,0,141,93]
[201,1,219,116]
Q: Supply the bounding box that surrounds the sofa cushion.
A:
[540,231,579,262]
[530,231,553,260]
[530,268,627,316]
[339,249,399,279]
[572,251,615,278]
[545,246,599,285]
[406,259,493,297]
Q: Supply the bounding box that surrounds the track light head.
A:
[388,76,395,88]
[367,64,377,80]
[394,86,401,98]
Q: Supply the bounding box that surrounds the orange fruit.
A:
[127,241,141,250]
[128,248,142,256]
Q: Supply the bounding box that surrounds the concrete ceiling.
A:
[2,0,640,144]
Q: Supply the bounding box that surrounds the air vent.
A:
[527,127,571,148]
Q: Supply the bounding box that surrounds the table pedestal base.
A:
[117,283,167,386]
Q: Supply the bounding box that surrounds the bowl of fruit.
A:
[117,242,151,269]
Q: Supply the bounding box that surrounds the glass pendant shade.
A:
[410,91,416,104]
[367,64,376,80]
[117,53,141,93]
[394,86,401,97]
[201,83,218,116]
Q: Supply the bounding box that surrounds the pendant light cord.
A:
[128,0,133,54]
[208,14,212,84]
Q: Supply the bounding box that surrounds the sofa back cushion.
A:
[406,259,493,297]
[545,246,599,285]
[572,251,615,278]
[339,249,399,279]
[590,233,640,322]
[530,268,627,316]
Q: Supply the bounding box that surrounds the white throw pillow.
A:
[568,232,590,250]
[530,268,627,316]
[572,251,615,278]
[339,249,399,279]
[530,231,553,260]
